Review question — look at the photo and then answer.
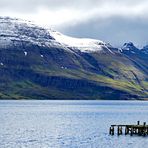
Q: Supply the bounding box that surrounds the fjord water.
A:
[0,100,148,148]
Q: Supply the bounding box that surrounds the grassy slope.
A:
[0,47,147,100]
[1,67,147,100]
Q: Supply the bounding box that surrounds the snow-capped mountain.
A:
[0,17,147,100]
[0,17,113,53]
[119,42,139,54]
[122,42,137,50]
[0,17,64,50]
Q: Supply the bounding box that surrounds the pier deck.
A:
[109,121,148,136]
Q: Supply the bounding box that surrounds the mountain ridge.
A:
[0,17,147,100]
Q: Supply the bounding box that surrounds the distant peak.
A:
[120,42,140,52]
[123,42,135,47]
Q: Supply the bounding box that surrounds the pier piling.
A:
[109,126,114,135]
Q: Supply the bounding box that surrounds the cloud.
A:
[1,0,148,24]
[59,16,148,47]
[0,0,148,45]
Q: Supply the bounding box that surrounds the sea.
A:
[0,100,148,148]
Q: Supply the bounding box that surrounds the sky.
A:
[1,0,148,47]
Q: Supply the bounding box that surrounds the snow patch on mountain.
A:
[49,30,110,53]
[24,51,27,56]
[0,17,56,49]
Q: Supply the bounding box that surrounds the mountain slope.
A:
[0,17,147,100]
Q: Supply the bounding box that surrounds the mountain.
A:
[120,42,140,54]
[0,17,147,100]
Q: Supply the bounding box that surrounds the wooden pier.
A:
[109,121,148,136]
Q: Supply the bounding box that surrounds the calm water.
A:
[0,100,148,148]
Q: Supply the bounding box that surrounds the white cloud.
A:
[0,0,148,45]
[1,0,148,27]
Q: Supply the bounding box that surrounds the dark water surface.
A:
[0,100,148,148]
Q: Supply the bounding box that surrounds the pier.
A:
[109,121,148,136]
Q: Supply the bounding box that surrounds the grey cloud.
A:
[0,0,148,46]
[58,16,148,47]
